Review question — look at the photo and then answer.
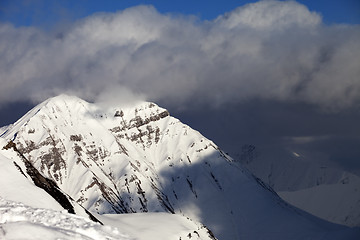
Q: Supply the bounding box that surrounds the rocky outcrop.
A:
[3,140,75,214]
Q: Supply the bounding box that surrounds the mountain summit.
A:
[1,95,359,240]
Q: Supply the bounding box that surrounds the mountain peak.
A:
[43,94,168,121]
[1,94,170,139]
[47,93,84,102]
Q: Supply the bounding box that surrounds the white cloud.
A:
[215,0,321,30]
[0,1,359,111]
[94,85,146,108]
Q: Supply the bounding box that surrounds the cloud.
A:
[0,0,359,110]
[93,85,146,108]
[215,0,321,30]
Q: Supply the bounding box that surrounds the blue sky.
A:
[1,0,359,28]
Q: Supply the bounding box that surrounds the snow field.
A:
[0,197,133,240]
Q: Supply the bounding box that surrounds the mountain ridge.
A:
[1,94,359,240]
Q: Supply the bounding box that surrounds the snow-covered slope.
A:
[97,213,216,240]
[0,140,215,240]
[237,147,360,227]
[1,94,359,240]
[0,138,64,210]
[0,197,214,240]
[237,147,358,191]
[0,197,131,240]
[278,173,360,227]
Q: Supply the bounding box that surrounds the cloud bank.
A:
[0,0,359,110]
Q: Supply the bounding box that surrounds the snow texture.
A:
[97,213,215,240]
[0,197,132,240]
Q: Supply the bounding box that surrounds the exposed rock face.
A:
[1,95,358,240]
[3,140,75,214]
[2,139,103,224]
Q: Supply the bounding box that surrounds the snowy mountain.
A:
[1,94,359,240]
[237,146,360,227]
[0,113,215,240]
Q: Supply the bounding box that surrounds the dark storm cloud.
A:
[0,0,359,110]
[174,99,360,173]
